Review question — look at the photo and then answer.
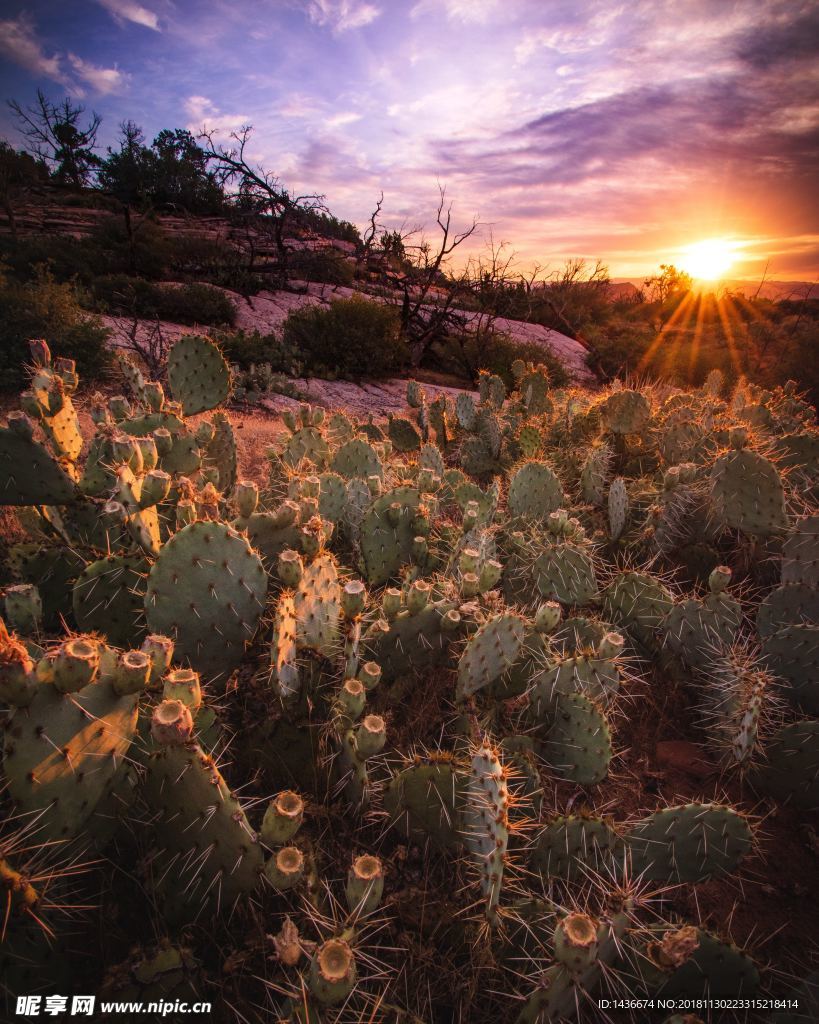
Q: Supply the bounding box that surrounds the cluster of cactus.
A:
[1,340,817,1022]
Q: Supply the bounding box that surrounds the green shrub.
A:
[93,275,236,326]
[433,330,570,390]
[214,328,304,377]
[0,268,111,390]
[281,296,404,379]
[289,248,356,287]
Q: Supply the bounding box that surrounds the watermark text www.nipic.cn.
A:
[15,995,213,1016]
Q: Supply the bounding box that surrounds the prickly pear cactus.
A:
[167,334,232,415]
[145,520,267,685]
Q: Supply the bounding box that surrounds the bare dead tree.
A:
[198,126,326,289]
[8,90,101,188]
[112,313,172,380]
[361,185,480,366]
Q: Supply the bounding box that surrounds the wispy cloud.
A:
[184,95,249,135]
[411,0,499,24]
[307,1,381,33]
[68,54,129,95]
[325,110,362,127]
[96,0,161,31]
[0,14,67,86]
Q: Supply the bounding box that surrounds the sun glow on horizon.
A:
[678,238,741,281]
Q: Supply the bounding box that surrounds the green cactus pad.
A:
[757,583,819,637]
[294,553,341,656]
[663,591,742,670]
[388,416,422,452]
[625,803,752,883]
[359,485,422,585]
[603,571,675,651]
[72,554,148,648]
[9,544,86,631]
[383,757,466,848]
[166,334,231,415]
[600,388,651,434]
[543,692,612,785]
[782,514,819,587]
[762,623,819,712]
[4,666,141,841]
[332,437,382,479]
[463,742,509,925]
[457,611,525,697]
[145,520,267,685]
[508,461,565,521]
[144,741,263,919]
[530,815,617,881]
[317,471,348,524]
[655,930,758,999]
[202,411,237,493]
[755,719,819,808]
[120,411,201,476]
[0,426,78,505]
[710,445,788,537]
[532,542,599,606]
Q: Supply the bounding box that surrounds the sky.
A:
[0,0,817,280]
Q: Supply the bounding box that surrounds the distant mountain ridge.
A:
[609,277,816,301]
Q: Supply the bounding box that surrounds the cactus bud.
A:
[176,499,196,528]
[142,634,174,686]
[345,853,384,915]
[554,913,599,977]
[109,395,132,422]
[235,480,258,519]
[278,549,304,588]
[139,469,171,508]
[382,588,402,621]
[151,699,193,745]
[461,572,480,599]
[535,601,562,634]
[356,714,386,757]
[264,845,304,890]
[358,661,382,691]
[29,338,51,367]
[261,790,305,846]
[479,559,502,592]
[339,677,366,719]
[51,637,99,693]
[459,548,480,575]
[309,939,356,1006]
[367,474,381,497]
[441,608,462,633]
[0,621,36,707]
[195,420,215,446]
[597,631,625,660]
[153,427,172,456]
[114,649,151,695]
[163,667,202,708]
[709,565,732,594]
[7,411,34,440]
[341,580,367,618]
[407,580,431,614]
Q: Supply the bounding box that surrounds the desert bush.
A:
[281,296,404,379]
[434,329,570,389]
[0,267,111,389]
[289,247,356,287]
[214,328,304,377]
[93,275,236,326]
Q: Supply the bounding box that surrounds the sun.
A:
[679,238,738,281]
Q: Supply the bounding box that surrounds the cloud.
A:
[0,13,67,85]
[96,0,160,31]
[307,1,381,32]
[184,95,249,135]
[67,54,129,95]
[325,111,363,127]
[411,0,500,23]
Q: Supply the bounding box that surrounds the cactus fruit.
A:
[309,938,357,1006]
[345,853,384,915]
[145,520,267,685]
